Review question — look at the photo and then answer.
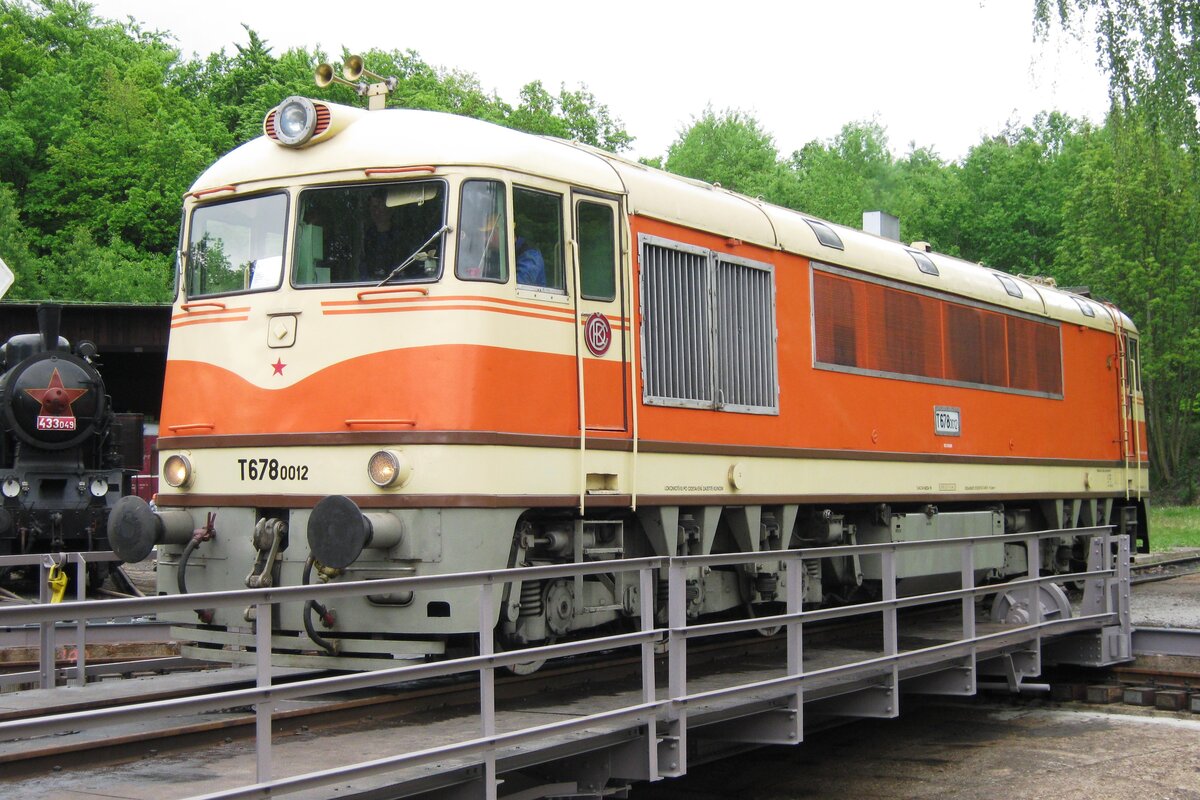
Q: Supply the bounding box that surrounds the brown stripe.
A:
[157,494,577,510]
[157,429,1133,470]
[156,488,1146,511]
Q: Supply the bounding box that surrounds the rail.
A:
[0,525,1131,799]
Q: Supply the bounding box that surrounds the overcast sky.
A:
[87,0,1111,162]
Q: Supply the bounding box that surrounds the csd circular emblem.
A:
[584,313,612,357]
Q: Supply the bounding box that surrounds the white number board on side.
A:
[934,406,961,437]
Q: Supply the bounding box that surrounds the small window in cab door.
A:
[513,186,564,291]
[578,201,616,301]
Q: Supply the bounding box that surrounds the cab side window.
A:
[457,179,508,282]
[578,201,616,301]
[513,186,564,291]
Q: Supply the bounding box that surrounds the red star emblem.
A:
[24,368,87,416]
[271,358,286,375]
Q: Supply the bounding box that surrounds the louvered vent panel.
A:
[715,257,777,411]
[640,236,779,414]
[641,241,712,406]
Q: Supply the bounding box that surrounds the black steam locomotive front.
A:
[0,305,140,564]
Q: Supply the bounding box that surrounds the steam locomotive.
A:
[0,304,142,579]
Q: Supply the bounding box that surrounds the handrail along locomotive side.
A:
[108,60,1149,669]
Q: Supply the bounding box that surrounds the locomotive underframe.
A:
[150,466,1142,670]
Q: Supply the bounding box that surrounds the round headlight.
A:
[274,96,317,146]
[2,477,22,498]
[368,450,411,488]
[163,454,193,489]
[88,477,109,498]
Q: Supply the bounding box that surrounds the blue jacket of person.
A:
[516,237,546,286]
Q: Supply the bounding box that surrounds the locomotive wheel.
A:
[493,629,555,675]
[989,582,1072,625]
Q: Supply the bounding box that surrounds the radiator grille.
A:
[640,236,778,414]
[715,257,777,410]
[642,242,712,405]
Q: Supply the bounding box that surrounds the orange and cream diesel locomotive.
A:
[109,63,1148,667]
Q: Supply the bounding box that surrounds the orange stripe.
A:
[322,303,574,324]
[578,316,629,330]
[171,306,252,322]
[320,295,629,326]
[321,294,577,316]
[170,315,250,328]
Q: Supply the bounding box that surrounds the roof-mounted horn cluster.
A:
[314,55,398,111]
[263,57,382,148]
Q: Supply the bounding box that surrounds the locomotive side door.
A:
[571,193,628,433]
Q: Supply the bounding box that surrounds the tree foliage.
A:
[660,102,1195,494]
[1036,1,1200,495]
[0,1,1195,493]
[1035,0,1200,145]
[664,108,784,199]
[0,0,633,303]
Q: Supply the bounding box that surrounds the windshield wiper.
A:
[377,224,452,286]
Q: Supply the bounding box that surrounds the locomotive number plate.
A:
[37,415,77,431]
[237,458,310,481]
[934,406,961,436]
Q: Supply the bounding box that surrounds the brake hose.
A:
[302,556,338,654]
[179,513,216,624]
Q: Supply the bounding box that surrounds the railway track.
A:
[1130,551,1200,584]
[0,613,886,780]
[7,627,1200,792]
[1,553,1196,787]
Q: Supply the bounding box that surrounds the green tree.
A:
[0,3,634,306]
[664,108,787,199]
[953,113,1088,275]
[787,120,896,227]
[1053,109,1200,490]
[0,181,45,299]
[506,80,633,152]
[1036,2,1200,494]
[1036,0,1200,146]
[889,145,967,256]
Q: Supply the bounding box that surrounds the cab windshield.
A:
[294,181,447,286]
[185,193,288,297]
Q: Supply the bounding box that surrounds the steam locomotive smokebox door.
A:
[1,351,106,449]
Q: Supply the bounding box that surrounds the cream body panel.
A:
[193,108,624,197]
[155,442,1148,502]
[189,104,1138,337]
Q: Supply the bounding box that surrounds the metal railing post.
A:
[785,554,804,732]
[664,559,688,777]
[38,555,55,689]
[74,555,87,687]
[1116,533,1132,637]
[881,548,897,656]
[479,581,498,800]
[1025,535,1042,661]
[639,566,659,780]
[960,541,976,642]
[255,602,273,783]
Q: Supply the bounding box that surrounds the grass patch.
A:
[1148,505,1200,551]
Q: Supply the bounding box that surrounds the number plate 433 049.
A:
[934,406,961,437]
